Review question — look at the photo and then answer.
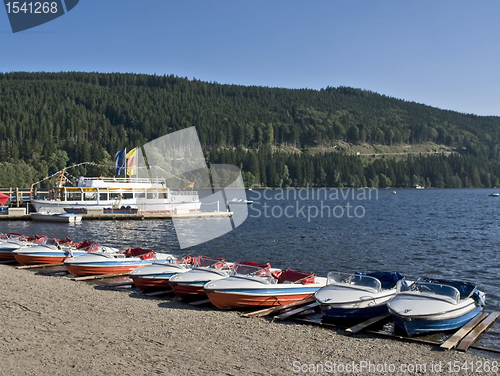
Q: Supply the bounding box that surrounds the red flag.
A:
[0,193,9,206]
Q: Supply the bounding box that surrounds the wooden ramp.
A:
[275,301,319,320]
[457,312,499,352]
[440,312,488,350]
[296,311,500,354]
[243,297,316,318]
[70,272,131,281]
[17,262,65,269]
[345,313,391,334]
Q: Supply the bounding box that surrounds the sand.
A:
[0,265,494,375]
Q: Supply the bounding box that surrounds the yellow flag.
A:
[126,148,137,176]
[183,181,195,190]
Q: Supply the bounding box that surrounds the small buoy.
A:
[392,191,397,194]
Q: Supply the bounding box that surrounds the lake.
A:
[1,187,499,349]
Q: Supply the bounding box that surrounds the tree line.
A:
[1,71,500,188]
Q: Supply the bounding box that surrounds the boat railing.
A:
[171,190,199,195]
[327,271,381,293]
[78,177,166,186]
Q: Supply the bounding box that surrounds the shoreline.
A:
[0,265,493,375]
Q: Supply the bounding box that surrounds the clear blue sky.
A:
[1,1,500,116]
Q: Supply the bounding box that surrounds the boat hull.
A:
[0,245,21,260]
[319,303,390,320]
[204,276,327,309]
[390,306,483,336]
[15,254,72,265]
[13,246,86,265]
[206,291,316,309]
[131,276,173,291]
[170,282,206,298]
[65,263,150,276]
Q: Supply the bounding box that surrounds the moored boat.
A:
[314,271,405,320]
[31,176,201,214]
[31,212,82,223]
[387,279,485,336]
[129,256,195,291]
[0,234,43,261]
[13,238,96,265]
[169,256,233,299]
[64,247,176,276]
[204,265,326,310]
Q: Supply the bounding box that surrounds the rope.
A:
[30,162,193,191]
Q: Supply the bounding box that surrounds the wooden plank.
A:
[17,262,65,269]
[296,313,500,355]
[189,299,211,306]
[457,312,499,351]
[276,302,319,320]
[440,312,488,350]
[70,272,131,281]
[345,313,391,334]
[243,297,316,318]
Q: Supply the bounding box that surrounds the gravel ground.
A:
[0,265,495,375]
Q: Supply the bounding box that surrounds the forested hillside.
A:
[1,71,500,188]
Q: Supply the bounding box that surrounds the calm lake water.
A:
[2,188,499,349]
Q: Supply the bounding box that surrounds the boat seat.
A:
[125,247,155,257]
[140,251,155,260]
[274,269,316,285]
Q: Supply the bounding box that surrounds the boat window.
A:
[135,192,146,198]
[398,280,460,304]
[84,192,97,201]
[194,256,230,270]
[122,193,133,199]
[231,263,276,284]
[110,193,121,199]
[147,191,157,199]
[37,237,58,246]
[67,192,82,201]
[99,192,108,201]
[327,271,381,293]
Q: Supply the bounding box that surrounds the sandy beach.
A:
[0,264,493,375]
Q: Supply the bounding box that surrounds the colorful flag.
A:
[115,149,126,176]
[126,148,137,177]
[183,181,195,190]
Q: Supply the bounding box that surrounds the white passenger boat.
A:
[30,177,201,214]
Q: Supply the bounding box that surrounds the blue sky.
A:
[1,1,500,116]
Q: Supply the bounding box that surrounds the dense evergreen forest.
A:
[1,71,500,188]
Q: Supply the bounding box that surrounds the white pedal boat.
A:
[387,279,485,336]
[64,247,176,276]
[205,264,326,309]
[315,271,405,320]
[169,256,233,299]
